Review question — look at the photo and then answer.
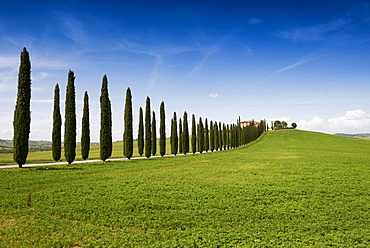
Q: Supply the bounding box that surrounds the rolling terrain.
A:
[1,130,370,247]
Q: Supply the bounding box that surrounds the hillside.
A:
[0,139,53,153]
[1,129,370,247]
[335,133,370,138]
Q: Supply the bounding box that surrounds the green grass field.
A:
[0,139,174,165]
[1,130,370,247]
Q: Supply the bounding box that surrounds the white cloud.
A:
[297,110,370,134]
[209,93,218,98]
[298,117,325,131]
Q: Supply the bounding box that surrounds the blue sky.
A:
[1,0,370,141]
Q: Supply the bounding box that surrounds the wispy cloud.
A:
[277,1,370,46]
[117,39,194,58]
[0,56,19,69]
[186,45,219,77]
[32,72,53,81]
[147,55,162,91]
[56,12,89,45]
[0,69,17,92]
[248,18,263,25]
[277,18,351,42]
[268,57,316,76]
[31,99,54,103]
[209,93,219,98]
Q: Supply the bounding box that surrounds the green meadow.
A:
[0,139,174,165]
[1,130,370,247]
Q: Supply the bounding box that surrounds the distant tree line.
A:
[13,48,267,167]
[272,120,297,130]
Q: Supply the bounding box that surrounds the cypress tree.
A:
[145,97,151,158]
[123,87,133,159]
[226,124,230,149]
[218,122,221,150]
[223,123,227,150]
[171,112,178,155]
[151,111,157,156]
[170,118,174,154]
[100,75,112,161]
[191,114,196,154]
[236,117,241,147]
[204,118,209,152]
[64,70,76,164]
[182,111,189,155]
[179,118,183,154]
[159,101,166,157]
[52,84,61,161]
[197,123,200,151]
[214,121,219,151]
[13,47,31,168]
[138,107,144,156]
[230,124,233,149]
[81,91,90,160]
[198,117,204,153]
[210,120,214,152]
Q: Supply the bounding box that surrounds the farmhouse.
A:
[240,120,260,128]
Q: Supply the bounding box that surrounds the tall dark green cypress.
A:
[182,112,189,155]
[171,112,178,155]
[145,97,151,158]
[197,123,200,152]
[223,123,227,150]
[100,75,112,161]
[179,118,183,154]
[210,120,214,152]
[151,111,156,156]
[227,124,231,149]
[138,107,144,156]
[226,124,230,149]
[81,91,90,160]
[204,118,209,152]
[198,117,204,153]
[191,114,197,154]
[123,88,133,159]
[64,70,76,164]
[13,47,31,168]
[170,118,174,154]
[219,122,223,151]
[159,102,166,157]
[236,117,241,147]
[214,121,219,151]
[52,84,61,161]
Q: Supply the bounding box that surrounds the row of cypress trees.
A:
[51,72,114,164]
[166,113,266,156]
[13,47,266,167]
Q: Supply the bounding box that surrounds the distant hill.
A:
[0,139,53,153]
[335,133,370,138]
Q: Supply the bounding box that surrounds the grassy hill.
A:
[0,139,53,153]
[1,129,370,247]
